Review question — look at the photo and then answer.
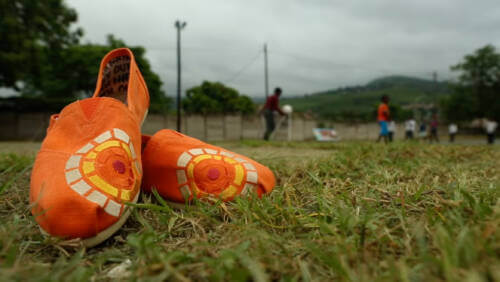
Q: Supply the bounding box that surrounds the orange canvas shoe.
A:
[30,48,149,247]
[141,130,276,205]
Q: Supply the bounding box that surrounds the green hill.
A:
[281,75,450,120]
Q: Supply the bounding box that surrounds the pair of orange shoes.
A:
[29,48,276,247]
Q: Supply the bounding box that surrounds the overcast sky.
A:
[66,0,500,98]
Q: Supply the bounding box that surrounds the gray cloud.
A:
[67,0,500,98]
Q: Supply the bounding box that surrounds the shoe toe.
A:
[30,132,141,240]
[142,130,276,203]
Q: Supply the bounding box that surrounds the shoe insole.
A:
[98,55,130,105]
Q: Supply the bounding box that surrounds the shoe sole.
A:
[40,191,139,247]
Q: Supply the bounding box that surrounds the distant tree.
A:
[106,36,169,109]
[234,95,256,115]
[183,81,255,115]
[389,104,412,122]
[0,0,83,89]
[441,87,479,122]
[443,45,500,121]
[21,35,171,110]
[22,44,110,98]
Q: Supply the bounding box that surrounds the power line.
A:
[264,44,269,98]
[225,50,262,83]
[147,45,260,55]
[269,50,446,76]
[147,45,449,80]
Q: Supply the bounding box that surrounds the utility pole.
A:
[432,71,438,93]
[175,20,187,132]
[264,44,269,99]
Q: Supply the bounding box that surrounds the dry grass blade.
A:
[0,141,498,281]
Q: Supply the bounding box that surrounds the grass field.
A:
[0,141,499,281]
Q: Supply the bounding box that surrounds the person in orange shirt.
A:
[376,95,390,143]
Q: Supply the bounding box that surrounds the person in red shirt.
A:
[429,113,439,143]
[261,87,285,140]
[376,95,390,143]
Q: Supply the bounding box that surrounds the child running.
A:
[448,123,458,143]
[376,95,390,144]
[405,118,416,140]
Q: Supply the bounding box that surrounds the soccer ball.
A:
[282,104,293,114]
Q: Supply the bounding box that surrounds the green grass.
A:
[0,141,499,281]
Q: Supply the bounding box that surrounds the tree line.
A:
[442,44,500,122]
[1,1,497,120]
[0,0,255,115]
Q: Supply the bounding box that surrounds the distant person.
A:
[405,118,416,139]
[484,118,498,144]
[448,123,458,143]
[388,120,396,142]
[260,87,285,140]
[418,122,427,140]
[376,95,390,143]
[429,114,439,143]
